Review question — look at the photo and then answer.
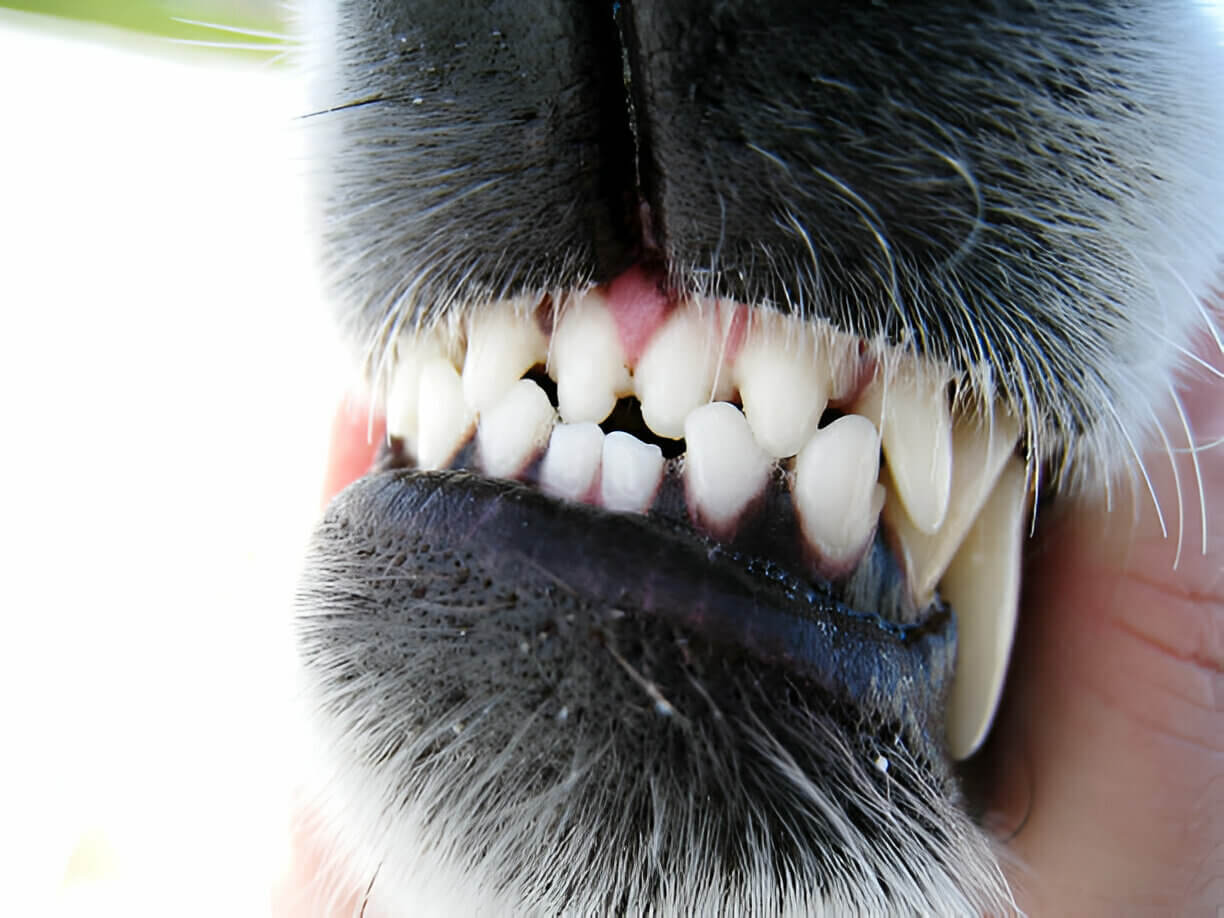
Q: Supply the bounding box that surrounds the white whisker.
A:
[171,17,292,41]
[1149,407,1185,569]
[1169,382,1209,557]
[1104,400,1167,539]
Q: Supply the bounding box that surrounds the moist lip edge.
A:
[321,468,957,756]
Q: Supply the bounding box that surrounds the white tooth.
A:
[386,334,447,445]
[416,356,475,470]
[550,291,632,424]
[600,431,664,513]
[943,457,1027,760]
[886,408,1021,602]
[792,414,883,563]
[634,302,720,439]
[856,365,953,534]
[461,299,548,413]
[539,422,604,501]
[477,378,557,479]
[684,402,772,530]
[734,312,831,458]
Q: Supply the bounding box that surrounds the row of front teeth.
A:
[383,291,1028,760]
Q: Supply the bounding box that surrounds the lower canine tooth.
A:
[462,299,548,413]
[477,378,557,479]
[550,291,632,424]
[634,302,720,439]
[942,457,1027,760]
[417,357,474,470]
[539,422,604,501]
[600,431,664,513]
[684,402,771,531]
[887,408,1021,602]
[792,414,884,563]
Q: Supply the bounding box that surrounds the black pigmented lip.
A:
[339,468,957,748]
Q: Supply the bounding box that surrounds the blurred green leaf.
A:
[1,0,284,50]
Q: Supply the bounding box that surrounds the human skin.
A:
[979,322,1224,915]
[281,319,1224,916]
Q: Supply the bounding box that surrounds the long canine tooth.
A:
[477,379,556,479]
[792,414,884,563]
[887,408,1021,601]
[943,457,1027,760]
[734,312,830,458]
[600,431,664,513]
[684,402,771,531]
[539,422,604,501]
[417,356,475,470]
[550,291,632,424]
[386,334,447,446]
[634,301,720,439]
[461,299,548,413]
[856,366,953,534]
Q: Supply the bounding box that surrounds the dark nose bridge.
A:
[322,1,1023,320]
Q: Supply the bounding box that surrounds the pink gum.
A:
[602,265,749,369]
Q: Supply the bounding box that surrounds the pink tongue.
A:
[603,266,749,367]
[603,266,675,364]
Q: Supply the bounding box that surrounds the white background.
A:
[0,11,348,915]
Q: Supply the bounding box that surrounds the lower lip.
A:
[322,467,957,751]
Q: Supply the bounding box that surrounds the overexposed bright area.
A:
[0,10,347,916]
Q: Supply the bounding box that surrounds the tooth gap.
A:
[817,405,847,428]
[524,365,559,407]
[599,396,686,459]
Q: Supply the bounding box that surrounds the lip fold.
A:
[298,468,957,763]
